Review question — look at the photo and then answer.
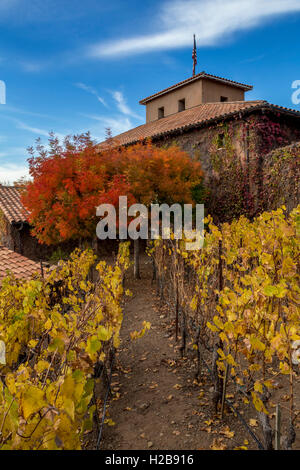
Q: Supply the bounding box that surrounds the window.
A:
[217,133,225,149]
[158,107,165,119]
[220,96,228,102]
[178,98,186,112]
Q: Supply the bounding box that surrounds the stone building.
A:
[102,71,300,218]
[0,185,56,260]
[0,186,31,254]
[0,185,88,261]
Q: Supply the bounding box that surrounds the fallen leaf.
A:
[210,438,227,450]
[173,384,182,390]
[219,426,235,439]
[204,419,213,426]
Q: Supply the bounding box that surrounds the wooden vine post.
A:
[175,239,179,342]
[213,237,225,413]
[275,404,281,450]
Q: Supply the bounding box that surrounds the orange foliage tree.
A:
[22,134,204,272]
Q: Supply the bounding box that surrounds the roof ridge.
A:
[139,72,253,104]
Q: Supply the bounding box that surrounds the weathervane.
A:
[192,34,197,76]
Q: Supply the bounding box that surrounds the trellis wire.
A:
[96,350,115,450]
[154,264,266,451]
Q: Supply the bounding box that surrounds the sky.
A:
[0,0,300,182]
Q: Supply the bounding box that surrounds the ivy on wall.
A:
[262,143,300,212]
[204,115,300,223]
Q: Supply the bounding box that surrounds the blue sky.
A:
[0,0,300,182]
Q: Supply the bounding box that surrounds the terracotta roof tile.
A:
[0,186,29,224]
[139,72,253,104]
[99,100,300,149]
[0,245,41,282]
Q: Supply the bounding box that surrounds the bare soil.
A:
[87,256,300,451]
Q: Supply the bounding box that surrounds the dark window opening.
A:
[217,133,225,149]
[178,98,186,112]
[158,107,165,119]
[220,96,228,102]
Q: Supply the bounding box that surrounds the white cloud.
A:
[0,0,19,12]
[0,163,29,184]
[16,120,51,137]
[0,146,27,159]
[87,0,300,57]
[20,61,44,73]
[14,119,65,140]
[76,82,107,107]
[0,104,66,123]
[111,91,142,119]
[80,113,133,141]
[240,54,265,64]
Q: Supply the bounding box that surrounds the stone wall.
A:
[261,142,300,213]
[0,211,15,250]
[152,111,300,221]
[0,214,80,262]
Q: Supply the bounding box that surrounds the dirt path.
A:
[100,256,252,451]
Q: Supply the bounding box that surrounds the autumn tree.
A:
[22,133,115,245]
[116,140,204,277]
[22,134,204,276]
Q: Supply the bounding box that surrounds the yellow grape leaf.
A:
[250,336,265,351]
[97,326,112,342]
[190,296,198,312]
[279,362,290,375]
[207,322,218,333]
[104,418,116,426]
[251,392,268,414]
[44,319,52,330]
[226,354,237,366]
[22,386,47,420]
[213,316,224,330]
[130,321,151,341]
[254,382,263,394]
[64,398,75,421]
[35,360,50,374]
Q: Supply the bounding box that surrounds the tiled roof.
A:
[0,186,29,224]
[139,72,253,105]
[0,245,41,282]
[100,100,300,148]
[99,100,300,148]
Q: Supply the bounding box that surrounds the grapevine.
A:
[150,205,300,449]
[0,242,130,450]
